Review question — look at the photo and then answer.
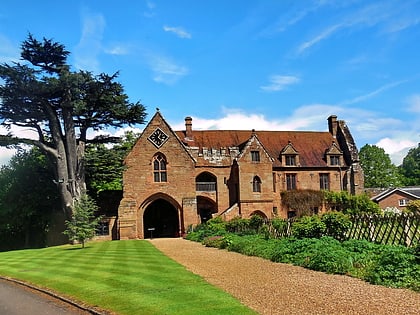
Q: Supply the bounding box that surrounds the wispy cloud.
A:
[74,10,106,72]
[297,23,344,54]
[147,54,188,84]
[104,44,130,56]
[163,25,192,39]
[340,80,408,106]
[143,1,156,18]
[406,94,420,113]
[260,75,300,92]
[296,1,419,55]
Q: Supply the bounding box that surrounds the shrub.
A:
[321,211,351,240]
[186,217,227,242]
[225,217,250,235]
[249,215,264,232]
[365,245,420,290]
[301,237,353,274]
[292,215,326,238]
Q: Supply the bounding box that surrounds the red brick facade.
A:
[371,187,420,211]
[118,110,364,239]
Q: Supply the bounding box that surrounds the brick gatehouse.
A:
[117,110,364,239]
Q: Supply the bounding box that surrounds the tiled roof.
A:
[175,130,339,167]
[371,186,420,201]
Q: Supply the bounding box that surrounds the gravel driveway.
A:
[151,238,420,315]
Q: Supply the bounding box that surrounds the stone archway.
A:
[143,199,179,238]
[197,196,217,223]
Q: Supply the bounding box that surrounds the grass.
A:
[0,240,256,315]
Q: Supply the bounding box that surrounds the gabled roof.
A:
[175,129,339,167]
[371,187,420,202]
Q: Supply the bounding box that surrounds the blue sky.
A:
[1,0,419,165]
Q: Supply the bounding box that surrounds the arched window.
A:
[153,154,167,182]
[252,176,261,193]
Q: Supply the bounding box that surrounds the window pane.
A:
[286,155,295,166]
[251,151,260,162]
[286,174,296,190]
[320,174,329,190]
[161,172,167,182]
[154,172,160,182]
[160,160,166,170]
[153,160,159,170]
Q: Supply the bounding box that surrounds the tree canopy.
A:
[359,144,403,188]
[0,34,146,217]
[0,149,61,250]
[400,144,420,186]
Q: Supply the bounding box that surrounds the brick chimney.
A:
[328,115,338,138]
[185,116,193,139]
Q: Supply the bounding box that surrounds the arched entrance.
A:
[197,196,217,223]
[143,199,179,238]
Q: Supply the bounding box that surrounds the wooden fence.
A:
[346,213,419,247]
[265,212,419,247]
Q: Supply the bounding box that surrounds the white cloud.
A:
[376,137,417,165]
[169,103,418,165]
[406,94,420,113]
[74,10,106,72]
[0,147,16,166]
[147,54,189,85]
[297,23,344,54]
[104,44,130,56]
[340,80,408,106]
[0,125,39,166]
[163,26,192,39]
[260,75,300,92]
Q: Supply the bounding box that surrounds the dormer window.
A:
[280,141,299,166]
[285,155,296,166]
[325,141,343,167]
[330,155,340,166]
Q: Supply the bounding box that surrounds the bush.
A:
[292,215,326,238]
[301,237,353,274]
[365,245,420,290]
[321,211,351,240]
[225,217,250,235]
[186,217,227,242]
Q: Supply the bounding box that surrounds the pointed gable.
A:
[237,131,274,163]
[125,109,196,165]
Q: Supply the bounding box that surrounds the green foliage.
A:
[406,200,420,214]
[359,144,403,188]
[249,215,265,231]
[365,245,420,290]
[324,191,381,215]
[0,149,60,251]
[63,194,102,248]
[0,34,147,218]
[400,144,420,186]
[85,131,139,195]
[281,189,324,217]
[321,211,351,240]
[188,216,419,291]
[292,215,326,238]
[185,217,227,242]
[225,216,250,234]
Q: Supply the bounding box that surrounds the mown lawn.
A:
[0,240,256,315]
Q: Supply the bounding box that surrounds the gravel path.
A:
[150,238,420,315]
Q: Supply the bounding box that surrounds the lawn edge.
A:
[0,275,110,315]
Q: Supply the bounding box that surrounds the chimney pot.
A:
[185,116,193,139]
